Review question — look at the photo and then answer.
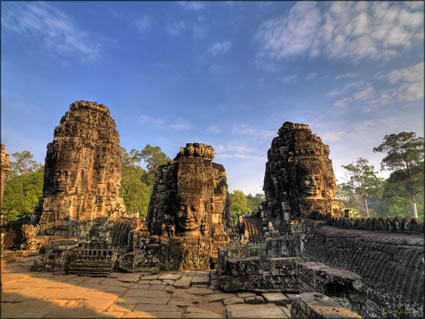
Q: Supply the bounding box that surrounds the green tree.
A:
[246,193,265,212]
[9,151,42,178]
[136,144,171,173]
[230,190,251,224]
[373,132,424,219]
[1,151,44,221]
[120,145,170,218]
[341,158,383,217]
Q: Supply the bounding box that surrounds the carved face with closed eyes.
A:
[176,195,204,236]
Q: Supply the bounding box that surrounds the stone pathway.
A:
[1,255,292,318]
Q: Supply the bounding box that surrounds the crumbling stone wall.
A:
[303,220,424,318]
[36,101,126,237]
[263,122,343,223]
[0,144,11,207]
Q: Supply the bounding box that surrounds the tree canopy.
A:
[373,132,424,218]
[340,158,383,217]
[119,145,170,218]
[1,151,44,221]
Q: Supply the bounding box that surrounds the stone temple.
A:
[1,107,423,319]
[36,101,126,237]
[263,121,343,223]
[1,144,11,207]
[146,143,231,269]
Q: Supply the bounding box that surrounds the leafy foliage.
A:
[119,145,170,218]
[337,132,424,221]
[9,151,42,178]
[340,158,383,217]
[229,190,264,225]
[1,151,44,221]
[373,132,424,218]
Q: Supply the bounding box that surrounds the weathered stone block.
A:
[269,257,301,276]
[291,292,362,319]
[225,256,262,277]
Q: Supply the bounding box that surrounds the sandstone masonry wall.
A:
[1,144,11,207]
[303,220,424,318]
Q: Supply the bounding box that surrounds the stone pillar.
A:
[36,101,126,237]
[0,145,11,208]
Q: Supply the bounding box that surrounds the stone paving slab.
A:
[191,275,210,286]
[174,276,192,288]
[140,274,159,280]
[78,299,117,311]
[223,297,244,305]
[226,304,288,319]
[134,303,180,312]
[159,273,182,281]
[107,303,134,312]
[185,312,224,318]
[122,288,168,298]
[186,287,215,295]
[118,296,169,305]
[121,311,156,318]
[262,292,290,305]
[245,296,265,304]
[236,292,256,298]
[206,293,233,302]
[1,258,299,319]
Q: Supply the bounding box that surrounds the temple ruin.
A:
[35,101,127,237]
[1,107,423,318]
[0,144,11,207]
[144,143,231,270]
[263,121,343,222]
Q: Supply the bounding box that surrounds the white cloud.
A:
[2,2,100,62]
[334,97,352,108]
[207,41,231,55]
[216,144,256,154]
[305,72,318,80]
[177,2,206,11]
[223,1,234,8]
[215,143,265,161]
[254,2,424,62]
[207,126,221,134]
[233,124,275,138]
[335,73,357,80]
[135,16,151,33]
[169,122,191,130]
[388,61,424,102]
[280,74,298,83]
[254,2,322,60]
[139,115,165,128]
[320,131,345,142]
[139,115,191,130]
[326,81,364,97]
[353,87,376,101]
[353,119,376,132]
[167,21,185,36]
[216,154,267,161]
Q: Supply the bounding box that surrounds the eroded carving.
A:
[36,101,126,237]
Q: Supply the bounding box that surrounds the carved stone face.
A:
[301,175,322,198]
[54,169,69,193]
[176,195,204,235]
[295,162,327,199]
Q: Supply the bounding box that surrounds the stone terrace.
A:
[1,254,292,318]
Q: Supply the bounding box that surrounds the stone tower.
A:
[1,145,11,207]
[37,101,126,236]
[263,122,343,223]
[147,143,231,239]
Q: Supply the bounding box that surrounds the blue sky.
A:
[2,1,424,195]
